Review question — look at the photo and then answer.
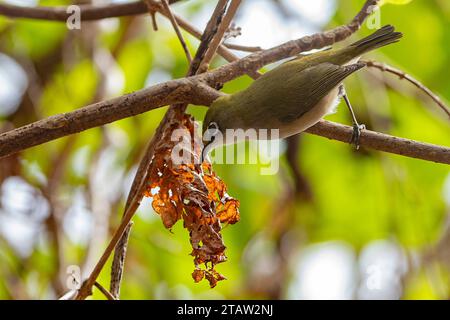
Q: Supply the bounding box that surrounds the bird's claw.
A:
[350,123,366,150]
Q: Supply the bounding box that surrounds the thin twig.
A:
[146,0,260,79]
[110,222,133,299]
[160,0,192,63]
[223,43,262,52]
[198,0,242,73]
[75,199,141,299]
[94,282,116,300]
[364,60,450,119]
[0,0,258,78]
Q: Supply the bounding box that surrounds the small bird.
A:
[202,25,402,158]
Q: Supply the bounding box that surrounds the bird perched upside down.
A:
[202,25,402,159]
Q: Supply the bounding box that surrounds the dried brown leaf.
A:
[144,113,240,287]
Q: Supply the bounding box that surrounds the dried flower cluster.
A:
[144,113,240,287]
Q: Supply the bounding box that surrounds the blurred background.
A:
[0,0,449,300]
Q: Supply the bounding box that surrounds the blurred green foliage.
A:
[0,0,449,300]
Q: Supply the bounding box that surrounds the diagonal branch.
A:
[364,60,450,119]
[159,0,192,63]
[109,222,133,299]
[198,0,242,73]
[104,0,235,301]
[202,0,382,86]
[139,0,261,78]
[188,0,231,76]
[94,282,116,300]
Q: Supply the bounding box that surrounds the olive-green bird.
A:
[202,25,402,155]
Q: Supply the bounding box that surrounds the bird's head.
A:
[201,97,230,162]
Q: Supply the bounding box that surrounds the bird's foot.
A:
[350,123,366,150]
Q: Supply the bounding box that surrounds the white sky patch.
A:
[98,17,120,34]
[0,176,49,257]
[93,48,124,98]
[1,176,49,220]
[145,69,172,88]
[91,147,126,202]
[122,166,159,222]
[0,213,38,257]
[0,54,28,117]
[63,189,93,246]
[229,0,336,52]
[137,196,160,222]
[71,146,91,178]
[284,0,337,26]
[357,240,408,300]
[3,0,38,6]
[287,241,356,299]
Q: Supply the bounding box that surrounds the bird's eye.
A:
[207,122,219,136]
[208,122,218,130]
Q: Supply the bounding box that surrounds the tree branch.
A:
[103,0,238,301]
[306,120,450,164]
[0,77,221,158]
[159,0,192,63]
[110,222,133,299]
[0,1,179,21]
[0,0,256,77]
[364,60,450,119]
[187,0,231,76]
[0,0,381,158]
[94,282,116,300]
[202,0,382,86]
[223,43,262,52]
[198,0,242,73]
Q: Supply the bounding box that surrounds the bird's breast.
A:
[279,87,340,138]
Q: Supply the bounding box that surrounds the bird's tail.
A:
[350,25,403,55]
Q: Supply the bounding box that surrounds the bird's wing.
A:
[278,62,364,123]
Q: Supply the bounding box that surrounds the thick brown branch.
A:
[0,78,221,158]
[306,120,450,164]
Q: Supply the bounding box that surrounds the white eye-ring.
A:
[207,122,220,136]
